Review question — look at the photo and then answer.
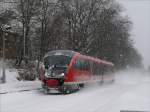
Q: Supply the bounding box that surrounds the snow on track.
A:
[0,69,150,112]
[0,69,41,94]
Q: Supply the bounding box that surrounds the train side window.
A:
[98,64,104,75]
[91,62,98,75]
[103,66,112,75]
[74,59,90,71]
[74,59,82,70]
[91,62,104,75]
[83,60,90,71]
[95,63,100,75]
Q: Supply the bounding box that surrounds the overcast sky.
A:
[118,0,150,68]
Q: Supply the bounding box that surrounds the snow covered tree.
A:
[1,0,143,70]
[56,0,143,69]
[14,0,41,64]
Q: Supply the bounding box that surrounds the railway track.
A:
[0,88,42,94]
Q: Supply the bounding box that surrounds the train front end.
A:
[39,50,75,94]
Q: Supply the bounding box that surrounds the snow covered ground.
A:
[0,69,150,112]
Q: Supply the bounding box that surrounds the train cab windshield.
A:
[44,55,71,68]
[43,50,76,78]
[44,55,72,76]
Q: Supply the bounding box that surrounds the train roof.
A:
[75,54,114,66]
[44,50,114,66]
[44,50,78,58]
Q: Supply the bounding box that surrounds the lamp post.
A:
[1,30,6,83]
[1,24,11,83]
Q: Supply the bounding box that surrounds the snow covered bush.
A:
[16,61,37,81]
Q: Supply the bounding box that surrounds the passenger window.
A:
[74,60,82,70]
[103,66,111,75]
[91,62,104,75]
[74,59,90,71]
[84,61,90,70]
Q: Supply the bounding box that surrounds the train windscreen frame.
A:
[44,55,72,68]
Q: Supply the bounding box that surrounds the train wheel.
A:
[59,85,75,94]
[79,83,84,88]
[62,86,69,94]
[65,89,70,94]
[59,84,81,94]
[59,86,68,94]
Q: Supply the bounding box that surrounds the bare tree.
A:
[1,0,143,70]
[15,0,40,65]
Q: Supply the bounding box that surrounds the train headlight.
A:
[45,72,50,77]
[60,73,65,77]
[45,70,51,77]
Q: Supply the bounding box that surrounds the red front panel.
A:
[46,79,59,88]
[39,65,59,88]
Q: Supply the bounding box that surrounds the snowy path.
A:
[0,70,150,112]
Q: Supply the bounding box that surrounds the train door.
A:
[102,65,115,82]
[90,61,104,82]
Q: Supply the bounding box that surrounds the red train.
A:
[39,50,115,94]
